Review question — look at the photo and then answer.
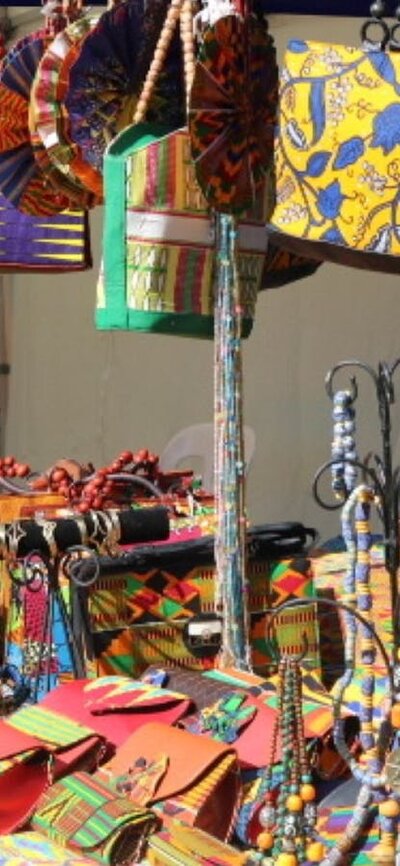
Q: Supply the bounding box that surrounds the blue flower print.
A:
[317,181,345,219]
[287,40,309,53]
[333,136,365,170]
[322,227,346,245]
[371,104,400,155]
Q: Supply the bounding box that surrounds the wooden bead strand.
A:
[180,0,196,111]
[133,0,186,125]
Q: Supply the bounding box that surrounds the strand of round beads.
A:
[331,389,358,500]
[256,656,320,866]
[320,485,394,865]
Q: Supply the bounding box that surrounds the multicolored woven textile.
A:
[64,0,185,179]
[32,771,158,865]
[189,14,277,213]
[147,823,245,866]
[97,125,268,338]
[82,676,186,712]
[0,831,99,866]
[0,33,94,215]
[86,555,319,677]
[5,704,97,749]
[270,38,400,272]
[4,564,75,701]
[29,15,102,202]
[315,805,379,865]
[0,199,92,271]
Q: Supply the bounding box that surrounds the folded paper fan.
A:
[189,14,278,213]
[0,32,96,215]
[29,13,103,201]
[64,0,185,183]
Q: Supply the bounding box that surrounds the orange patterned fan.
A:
[189,13,278,213]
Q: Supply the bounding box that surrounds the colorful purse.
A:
[31,771,159,866]
[0,708,107,833]
[98,721,241,841]
[147,822,249,866]
[97,123,268,338]
[269,13,400,273]
[97,0,270,339]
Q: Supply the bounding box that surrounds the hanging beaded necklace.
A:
[319,485,397,865]
[330,388,358,501]
[254,653,321,866]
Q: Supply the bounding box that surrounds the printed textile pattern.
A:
[271,40,400,260]
[0,831,98,865]
[86,557,320,678]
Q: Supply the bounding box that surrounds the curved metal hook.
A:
[60,545,100,588]
[325,360,381,402]
[265,597,394,696]
[312,457,383,511]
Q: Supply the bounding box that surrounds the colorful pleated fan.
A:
[63,0,185,191]
[29,13,103,201]
[0,32,96,215]
[189,14,278,213]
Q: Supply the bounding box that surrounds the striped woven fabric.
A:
[0,831,98,866]
[316,805,380,864]
[98,126,268,338]
[5,704,96,748]
[0,197,92,271]
[32,771,158,865]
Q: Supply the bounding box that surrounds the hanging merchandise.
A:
[0,1,96,215]
[269,3,400,273]
[63,0,185,198]
[261,235,321,290]
[189,13,277,213]
[29,11,103,204]
[187,5,277,668]
[97,0,274,337]
[0,200,92,272]
[0,14,92,270]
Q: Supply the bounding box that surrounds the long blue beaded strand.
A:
[320,485,395,865]
[331,389,358,500]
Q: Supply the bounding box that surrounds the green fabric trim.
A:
[96,308,254,339]
[102,123,174,328]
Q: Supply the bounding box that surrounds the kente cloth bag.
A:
[147,822,247,866]
[97,721,241,841]
[0,198,92,272]
[0,709,106,833]
[31,771,159,866]
[269,20,400,273]
[96,123,268,338]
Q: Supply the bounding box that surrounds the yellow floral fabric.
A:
[270,39,400,264]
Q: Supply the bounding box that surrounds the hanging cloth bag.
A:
[96,0,269,338]
[268,8,400,273]
[0,23,91,272]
